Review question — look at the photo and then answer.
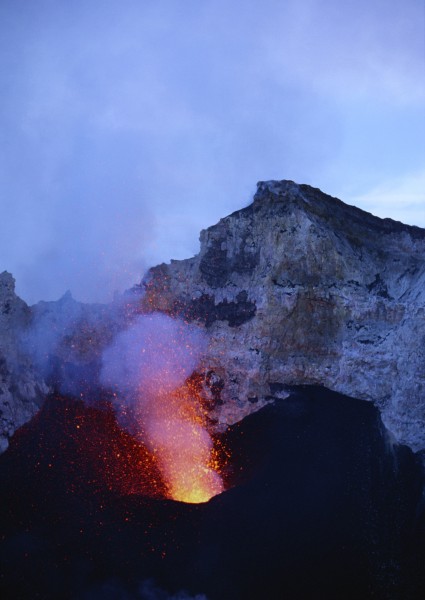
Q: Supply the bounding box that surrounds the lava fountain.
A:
[100,312,225,504]
[141,382,224,503]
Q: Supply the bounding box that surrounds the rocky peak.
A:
[140,181,425,451]
[0,271,27,324]
[255,179,425,241]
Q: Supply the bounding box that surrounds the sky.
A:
[0,0,424,304]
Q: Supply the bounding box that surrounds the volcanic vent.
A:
[98,312,226,504]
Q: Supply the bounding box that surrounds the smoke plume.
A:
[100,312,205,399]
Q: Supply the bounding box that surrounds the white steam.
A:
[19,291,129,397]
[100,313,206,400]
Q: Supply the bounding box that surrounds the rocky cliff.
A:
[1,180,424,454]
[0,272,48,452]
[140,180,425,452]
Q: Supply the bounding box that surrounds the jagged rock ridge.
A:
[0,180,424,454]
[140,180,425,452]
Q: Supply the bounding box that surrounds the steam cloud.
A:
[19,291,124,398]
[100,313,206,400]
[2,0,422,306]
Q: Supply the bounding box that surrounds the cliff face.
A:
[0,272,48,452]
[0,273,124,452]
[140,180,425,451]
[1,180,424,454]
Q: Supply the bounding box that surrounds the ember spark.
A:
[141,382,224,503]
[100,312,226,504]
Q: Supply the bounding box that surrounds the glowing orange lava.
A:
[137,378,225,504]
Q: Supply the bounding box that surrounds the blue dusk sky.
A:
[0,0,424,304]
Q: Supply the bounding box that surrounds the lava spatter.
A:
[100,312,227,504]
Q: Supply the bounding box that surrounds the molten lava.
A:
[137,379,225,504]
[149,417,223,503]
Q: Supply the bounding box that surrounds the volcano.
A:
[1,180,425,598]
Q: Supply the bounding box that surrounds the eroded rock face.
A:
[1,180,424,454]
[0,272,49,452]
[139,180,425,451]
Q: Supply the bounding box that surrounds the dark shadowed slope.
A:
[0,386,424,599]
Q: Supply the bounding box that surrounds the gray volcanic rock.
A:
[139,180,425,452]
[1,180,424,455]
[0,272,48,452]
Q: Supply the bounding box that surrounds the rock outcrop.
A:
[139,180,425,452]
[1,180,424,454]
[0,272,48,452]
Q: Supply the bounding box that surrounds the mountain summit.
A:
[140,180,425,452]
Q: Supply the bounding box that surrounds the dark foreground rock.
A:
[0,386,423,600]
[1,180,425,456]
